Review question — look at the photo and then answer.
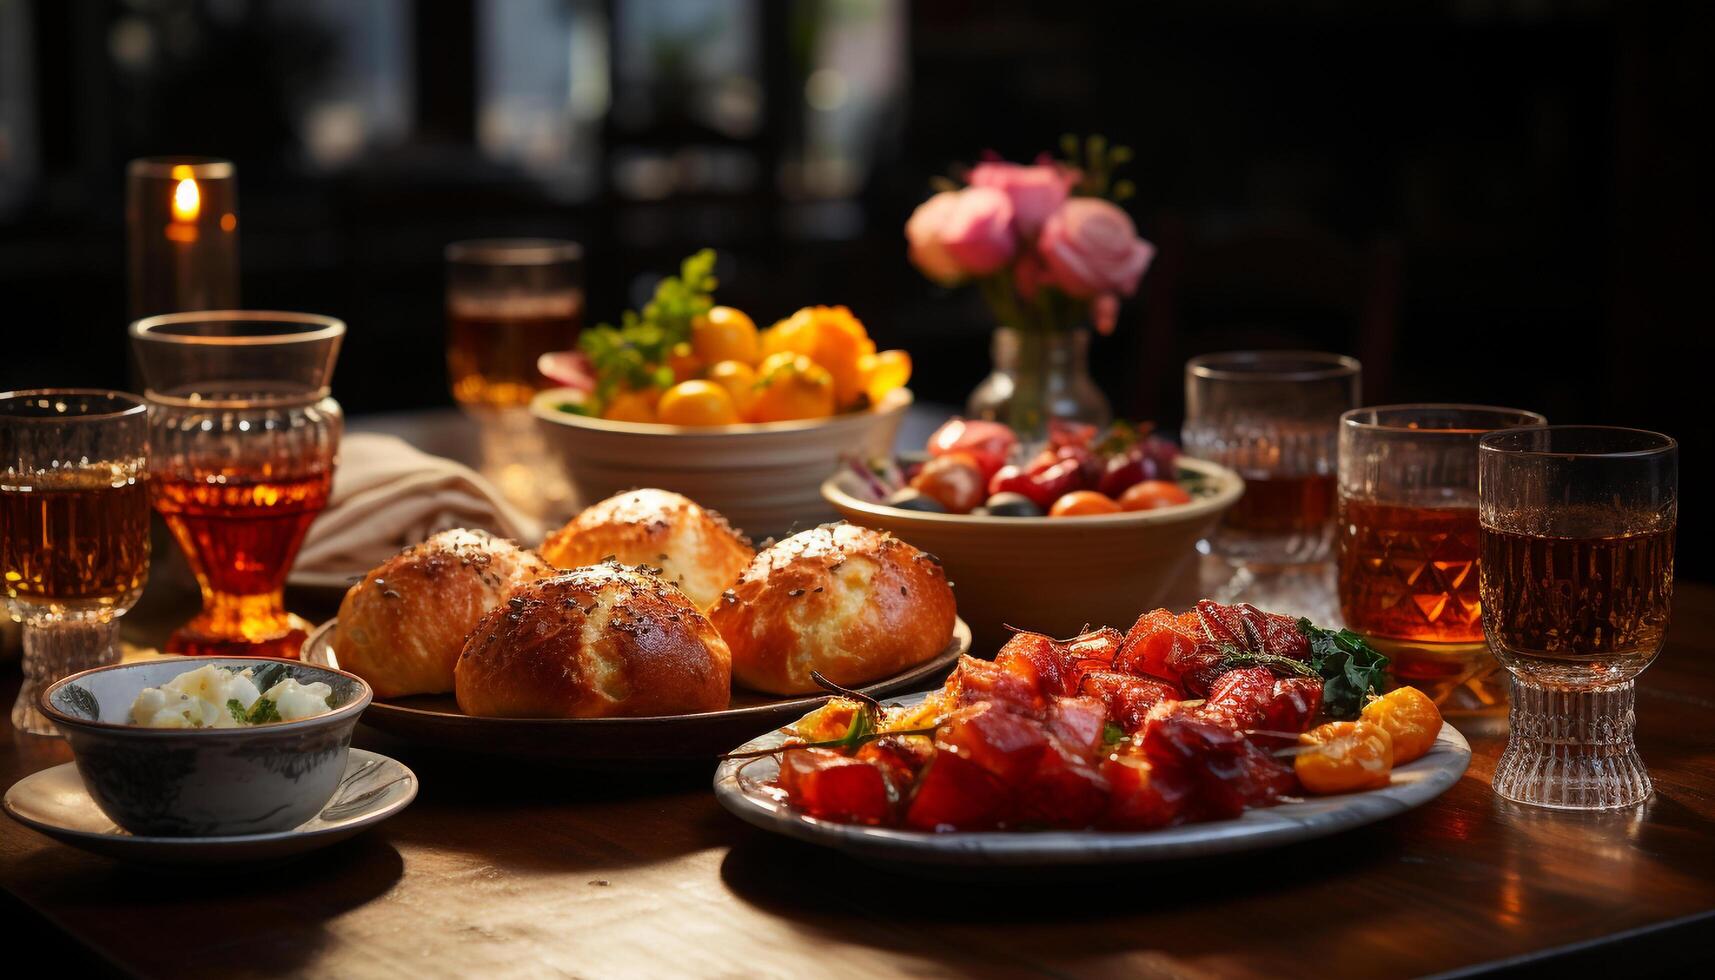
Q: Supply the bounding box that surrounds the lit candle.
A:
[126,157,240,319]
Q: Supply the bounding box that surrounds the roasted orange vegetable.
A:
[706,359,759,415]
[691,305,759,365]
[750,352,835,422]
[1360,686,1441,764]
[1295,720,1394,794]
[657,380,739,426]
[602,386,661,423]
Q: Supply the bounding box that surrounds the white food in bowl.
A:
[129,663,335,728]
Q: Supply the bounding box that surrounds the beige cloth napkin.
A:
[294,433,542,579]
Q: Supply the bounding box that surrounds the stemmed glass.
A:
[1479,426,1677,809]
[131,311,344,660]
[1,390,150,734]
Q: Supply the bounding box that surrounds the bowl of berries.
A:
[822,419,1243,651]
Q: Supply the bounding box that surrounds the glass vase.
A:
[966,327,1110,444]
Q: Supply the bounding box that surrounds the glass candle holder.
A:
[1,390,150,734]
[446,238,583,520]
[1182,351,1361,566]
[1338,405,1546,714]
[131,312,344,660]
[125,157,240,319]
[1479,426,1676,810]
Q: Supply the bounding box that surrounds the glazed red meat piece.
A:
[1191,598,1249,650]
[1142,708,1297,820]
[1237,604,1310,660]
[1202,670,1325,745]
[1044,695,1109,761]
[1175,647,1235,698]
[994,631,1076,696]
[938,702,1051,783]
[855,736,933,797]
[1258,677,1323,738]
[1101,745,1193,829]
[904,747,1008,831]
[944,655,1045,714]
[1012,739,1110,828]
[1114,609,1206,681]
[1059,626,1124,672]
[778,747,891,824]
[1078,671,1179,733]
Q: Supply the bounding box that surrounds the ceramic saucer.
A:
[4,748,417,864]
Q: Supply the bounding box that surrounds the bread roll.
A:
[455,561,732,718]
[336,528,556,698]
[710,522,957,695]
[539,489,753,610]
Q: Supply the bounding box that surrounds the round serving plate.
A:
[714,691,1471,868]
[301,616,971,762]
[4,749,416,865]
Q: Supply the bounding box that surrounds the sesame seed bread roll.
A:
[539,489,754,610]
[454,561,732,718]
[335,528,556,698]
[709,522,957,696]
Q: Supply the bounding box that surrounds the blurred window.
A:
[0,0,37,214]
[265,0,414,170]
[786,0,907,200]
[477,0,607,200]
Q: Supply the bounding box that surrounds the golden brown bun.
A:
[709,522,957,695]
[539,489,754,610]
[454,561,732,718]
[336,528,556,698]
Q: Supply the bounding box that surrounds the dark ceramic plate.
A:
[300,617,970,762]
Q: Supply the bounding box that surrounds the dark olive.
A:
[984,492,1043,517]
[885,487,947,513]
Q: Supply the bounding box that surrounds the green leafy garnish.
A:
[1297,619,1391,719]
[1218,648,1322,680]
[245,698,281,725]
[578,249,719,404]
[227,699,249,724]
[1102,722,1126,746]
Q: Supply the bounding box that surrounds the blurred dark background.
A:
[0,0,1708,572]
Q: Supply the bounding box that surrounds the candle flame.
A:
[172,177,201,223]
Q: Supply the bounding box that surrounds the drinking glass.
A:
[1479,426,1676,809]
[1,390,150,734]
[1183,351,1361,566]
[131,312,344,660]
[446,238,583,520]
[1338,405,1546,714]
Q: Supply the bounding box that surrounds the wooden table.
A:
[3,413,1713,978]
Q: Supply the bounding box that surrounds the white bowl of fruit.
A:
[823,419,1243,651]
[533,251,913,540]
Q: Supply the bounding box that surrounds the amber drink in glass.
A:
[131,311,344,659]
[447,239,582,520]
[1,390,150,733]
[1182,351,1360,566]
[1337,405,1546,713]
[1479,426,1676,809]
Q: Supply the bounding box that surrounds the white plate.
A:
[714,692,1471,866]
[4,749,417,864]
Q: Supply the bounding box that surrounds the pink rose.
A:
[906,187,1016,283]
[1037,198,1156,299]
[905,191,968,284]
[968,161,1079,239]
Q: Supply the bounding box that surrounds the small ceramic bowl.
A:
[823,457,1245,653]
[531,387,912,541]
[39,657,372,838]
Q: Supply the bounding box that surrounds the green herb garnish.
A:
[1102,722,1126,746]
[1296,619,1391,719]
[1218,648,1322,680]
[722,671,937,761]
[578,249,718,404]
[245,698,282,725]
[227,699,249,724]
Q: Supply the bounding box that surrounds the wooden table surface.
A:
[3,412,1713,978]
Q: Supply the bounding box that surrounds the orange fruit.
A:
[706,360,759,415]
[1118,480,1192,511]
[1295,721,1394,794]
[1360,686,1442,765]
[860,349,912,405]
[657,380,740,426]
[691,306,759,365]
[764,306,875,408]
[668,342,703,382]
[750,353,835,423]
[1048,490,1124,517]
[602,387,661,423]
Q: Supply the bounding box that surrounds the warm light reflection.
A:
[172,178,201,223]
